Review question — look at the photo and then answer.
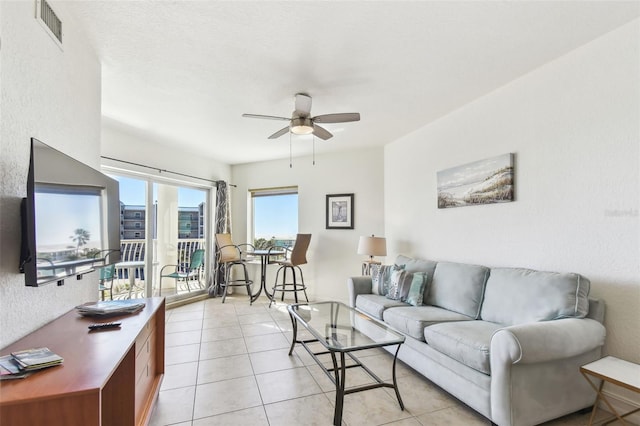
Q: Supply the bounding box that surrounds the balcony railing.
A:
[106,238,206,299]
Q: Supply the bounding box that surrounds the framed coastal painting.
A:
[437,153,515,209]
[326,193,354,229]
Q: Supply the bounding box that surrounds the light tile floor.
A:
[150,296,615,426]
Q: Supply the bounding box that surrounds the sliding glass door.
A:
[154,183,208,299]
[106,173,210,303]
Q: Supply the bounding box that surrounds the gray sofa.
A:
[347,255,606,426]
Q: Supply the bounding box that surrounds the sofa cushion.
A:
[423,320,503,375]
[406,272,428,306]
[480,268,591,326]
[426,262,489,319]
[355,294,407,320]
[395,255,438,275]
[382,306,473,341]
[395,255,438,302]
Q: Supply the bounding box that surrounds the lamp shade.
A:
[357,235,387,257]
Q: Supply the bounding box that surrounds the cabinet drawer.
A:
[135,350,157,422]
[135,315,155,357]
[135,329,156,383]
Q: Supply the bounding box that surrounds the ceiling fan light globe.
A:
[290,117,314,135]
[291,125,314,135]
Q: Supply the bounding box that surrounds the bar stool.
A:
[214,233,254,304]
[270,233,311,307]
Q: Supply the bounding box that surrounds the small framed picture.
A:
[326,193,354,229]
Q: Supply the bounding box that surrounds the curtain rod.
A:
[100,156,236,187]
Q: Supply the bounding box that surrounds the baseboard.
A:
[598,388,640,424]
[166,293,209,310]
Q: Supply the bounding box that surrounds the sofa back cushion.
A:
[480,268,590,326]
[426,261,489,319]
[406,272,428,306]
[395,255,438,303]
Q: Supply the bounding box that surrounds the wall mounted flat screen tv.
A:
[20,138,121,286]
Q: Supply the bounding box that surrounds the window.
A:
[134,212,141,219]
[250,187,298,249]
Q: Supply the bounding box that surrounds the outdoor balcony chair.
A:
[91,249,120,300]
[159,249,205,296]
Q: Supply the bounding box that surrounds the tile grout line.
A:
[239,304,273,426]
[189,299,206,424]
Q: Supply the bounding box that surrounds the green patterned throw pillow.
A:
[406,272,428,306]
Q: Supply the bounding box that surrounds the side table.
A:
[361,260,381,275]
[580,356,640,425]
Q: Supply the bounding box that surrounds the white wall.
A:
[0,2,102,347]
[386,19,639,361]
[231,147,384,303]
[101,119,231,185]
[100,106,232,297]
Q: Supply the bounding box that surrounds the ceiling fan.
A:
[242,93,360,140]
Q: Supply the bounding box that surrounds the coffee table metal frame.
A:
[287,301,405,426]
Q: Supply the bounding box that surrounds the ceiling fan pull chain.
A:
[313,135,316,165]
[289,132,293,168]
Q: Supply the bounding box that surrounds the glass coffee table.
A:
[287,301,405,426]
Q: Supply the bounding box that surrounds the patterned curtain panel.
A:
[209,180,231,296]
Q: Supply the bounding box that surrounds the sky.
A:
[253,194,298,239]
[36,191,102,248]
[110,175,298,239]
[35,174,296,250]
[110,174,297,240]
[110,175,206,207]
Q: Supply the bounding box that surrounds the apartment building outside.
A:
[120,202,205,240]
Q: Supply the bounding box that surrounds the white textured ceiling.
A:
[63,1,639,165]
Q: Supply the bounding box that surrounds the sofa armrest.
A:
[347,276,373,308]
[490,318,606,425]
[491,318,606,364]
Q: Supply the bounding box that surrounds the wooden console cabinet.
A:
[0,297,165,426]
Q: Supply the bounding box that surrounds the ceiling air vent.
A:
[35,0,62,47]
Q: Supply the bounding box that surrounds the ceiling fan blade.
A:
[312,124,333,140]
[268,126,290,139]
[294,93,312,117]
[313,112,360,123]
[242,113,290,121]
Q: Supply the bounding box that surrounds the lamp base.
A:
[361,259,382,276]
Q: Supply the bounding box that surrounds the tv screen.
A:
[20,138,121,286]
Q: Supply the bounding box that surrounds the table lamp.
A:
[357,235,387,275]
